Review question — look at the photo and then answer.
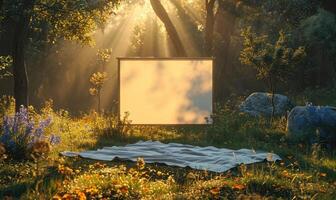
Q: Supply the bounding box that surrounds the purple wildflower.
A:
[49,134,61,145]
[0,107,60,159]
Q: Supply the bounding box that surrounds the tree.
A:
[89,72,108,113]
[89,48,112,113]
[240,27,306,119]
[212,0,237,102]
[204,0,216,55]
[300,9,336,87]
[0,0,120,112]
[150,0,186,57]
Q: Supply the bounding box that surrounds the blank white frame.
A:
[118,58,213,125]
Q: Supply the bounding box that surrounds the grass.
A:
[0,90,336,199]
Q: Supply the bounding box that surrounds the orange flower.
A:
[319,173,327,177]
[282,170,291,178]
[76,191,86,200]
[232,184,245,190]
[58,164,74,176]
[210,187,220,195]
[119,185,129,195]
[85,187,99,195]
[52,195,62,200]
[61,193,73,200]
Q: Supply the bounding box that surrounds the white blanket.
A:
[61,141,281,173]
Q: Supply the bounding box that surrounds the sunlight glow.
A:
[42,1,206,111]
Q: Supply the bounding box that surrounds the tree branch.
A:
[150,0,186,57]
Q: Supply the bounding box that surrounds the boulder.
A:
[287,106,336,144]
[239,92,293,117]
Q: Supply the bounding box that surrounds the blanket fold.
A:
[61,140,281,172]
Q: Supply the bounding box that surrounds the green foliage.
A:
[0,94,335,199]
[89,71,108,112]
[89,72,108,95]
[301,9,336,59]
[0,96,15,120]
[89,48,112,112]
[1,0,120,45]
[293,87,336,107]
[0,106,61,160]
[240,27,305,85]
[239,0,318,32]
[0,56,13,79]
[240,27,306,117]
[36,0,120,45]
[300,9,336,86]
[97,48,113,65]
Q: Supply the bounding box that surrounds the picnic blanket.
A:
[61,140,281,173]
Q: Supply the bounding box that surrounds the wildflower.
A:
[49,134,61,145]
[136,157,145,170]
[319,173,327,177]
[119,185,129,195]
[75,190,87,200]
[58,164,74,176]
[210,187,220,195]
[85,187,99,196]
[61,193,74,200]
[232,184,245,190]
[281,170,290,178]
[0,107,58,159]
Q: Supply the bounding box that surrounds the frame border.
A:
[117,57,215,126]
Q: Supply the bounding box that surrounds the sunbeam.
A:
[34,0,206,112]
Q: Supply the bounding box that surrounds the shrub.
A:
[0,107,60,160]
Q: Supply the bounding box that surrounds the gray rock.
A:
[239,92,293,117]
[287,106,336,144]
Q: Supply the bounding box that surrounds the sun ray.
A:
[39,0,207,111]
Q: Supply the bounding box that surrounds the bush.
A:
[0,107,60,160]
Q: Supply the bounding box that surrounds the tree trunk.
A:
[204,0,216,56]
[12,0,34,112]
[150,0,187,57]
[213,1,236,103]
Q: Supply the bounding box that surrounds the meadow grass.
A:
[0,91,335,199]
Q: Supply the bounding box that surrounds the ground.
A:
[0,89,336,199]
